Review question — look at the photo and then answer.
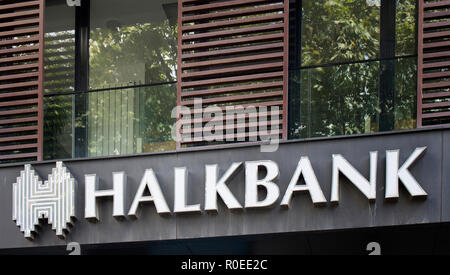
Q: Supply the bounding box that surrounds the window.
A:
[43,0,75,160]
[301,0,380,66]
[89,0,177,89]
[44,0,178,160]
[289,0,417,139]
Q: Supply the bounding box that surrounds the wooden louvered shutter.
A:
[0,0,43,163]
[177,0,289,147]
[418,0,450,127]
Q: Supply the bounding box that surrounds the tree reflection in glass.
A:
[289,0,417,139]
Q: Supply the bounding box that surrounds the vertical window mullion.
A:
[74,0,90,158]
[379,0,397,131]
[288,0,303,139]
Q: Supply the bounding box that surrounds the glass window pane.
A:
[395,0,417,56]
[85,84,177,157]
[44,0,76,94]
[288,57,417,139]
[44,95,73,160]
[394,57,417,130]
[298,62,381,138]
[89,0,178,90]
[301,0,380,66]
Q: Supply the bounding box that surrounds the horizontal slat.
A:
[422,101,450,109]
[181,0,275,13]
[0,1,40,11]
[0,116,38,126]
[422,111,450,119]
[0,109,38,118]
[182,33,284,51]
[423,41,450,49]
[422,70,450,79]
[0,98,38,108]
[0,72,39,81]
[0,18,39,29]
[0,45,39,56]
[182,82,284,97]
[0,126,38,134]
[183,52,283,70]
[182,91,283,105]
[0,9,39,20]
[0,143,37,152]
[424,11,450,19]
[0,63,38,73]
[181,111,284,127]
[182,23,284,42]
[185,100,284,117]
[423,61,450,69]
[182,42,284,60]
[423,30,450,39]
[0,153,38,161]
[0,36,39,47]
[423,82,450,90]
[0,90,38,99]
[182,107,283,122]
[423,91,450,99]
[182,4,284,23]
[423,20,450,30]
[0,27,39,38]
[423,50,450,59]
[0,81,38,91]
[424,0,450,9]
[182,120,283,135]
[0,134,37,143]
[0,54,39,64]
[182,62,283,79]
[181,72,283,89]
[182,14,284,32]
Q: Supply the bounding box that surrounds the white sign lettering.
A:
[84,172,126,220]
[12,147,428,240]
[281,157,327,207]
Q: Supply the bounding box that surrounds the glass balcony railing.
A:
[44,83,177,160]
[44,57,417,161]
[288,56,417,139]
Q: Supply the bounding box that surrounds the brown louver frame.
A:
[177,0,289,147]
[0,0,44,163]
[418,0,450,127]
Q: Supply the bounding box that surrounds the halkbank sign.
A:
[1,129,448,248]
[12,147,427,240]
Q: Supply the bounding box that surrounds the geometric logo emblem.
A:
[12,162,77,240]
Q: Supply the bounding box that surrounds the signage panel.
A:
[0,129,447,249]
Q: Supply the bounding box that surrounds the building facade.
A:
[0,0,449,255]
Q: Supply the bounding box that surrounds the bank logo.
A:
[12,162,77,240]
